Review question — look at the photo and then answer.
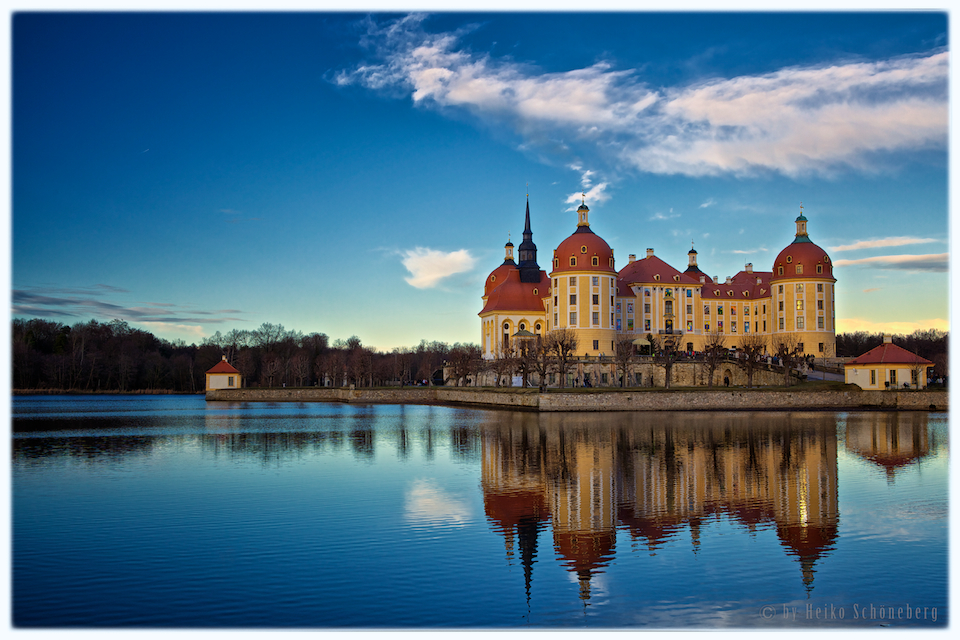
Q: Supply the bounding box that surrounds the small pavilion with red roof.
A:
[844,336,933,390]
[205,355,242,391]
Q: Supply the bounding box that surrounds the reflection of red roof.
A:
[483,488,550,532]
[206,359,240,374]
[845,342,933,366]
[770,240,834,282]
[551,227,616,274]
[479,268,549,315]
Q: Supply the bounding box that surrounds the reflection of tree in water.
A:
[843,412,937,483]
[13,434,156,465]
[481,412,844,605]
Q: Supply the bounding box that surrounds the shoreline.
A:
[203,386,948,412]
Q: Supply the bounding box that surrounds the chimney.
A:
[745,263,753,273]
[646,248,654,258]
[883,335,893,344]
[725,276,732,284]
[713,276,718,284]
[628,254,636,263]
[700,275,706,283]
[222,355,227,361]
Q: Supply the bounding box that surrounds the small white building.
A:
[844,336,933,390]
[205,356,242,391]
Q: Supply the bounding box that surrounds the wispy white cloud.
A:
[565,180,610,211]
[730,247,768,254]
[336,15,947,179]
[829,236,940,251]
[699,198,717,208]
[862,287,882,293]
[650,208,680,221]
[401,247,476,288]
[832,253,947,272]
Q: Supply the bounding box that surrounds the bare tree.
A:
[735,333,767,388]
[652,334,682,389]
[531,334,557,392]
[703,329,726,388]
[614,334,637,387]
[448,343,482,386]
[291,352,310,386]
[489,344,516,387]
[772,334,803,387]
[551,328,579,388]
[262,354,282,387]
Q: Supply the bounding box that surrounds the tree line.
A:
[11,317,947,392]
[11,318,472,392]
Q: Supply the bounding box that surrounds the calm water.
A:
[12,395,948,628]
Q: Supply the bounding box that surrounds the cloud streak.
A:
[401,247,476,288]
[829,236,940,252]
[12,285,246,324]
[832,253,947,272]
[336,15,947,179]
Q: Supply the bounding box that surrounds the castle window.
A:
[824,256,830,263]
[535,323,541,333]
[554,296,558,306]
[779,318,784,330]
[533,288,538,295]
[796,265,803,274]
[593,339,599,350]
[554,259,559,268]
[786,256,792,263]
[674,275,680,282]
[796,284,804,293]
[570,294,577,304]
[704,305,710,315]
[778,285,784,294]
[686,289,692,297]
[592,256,599,266]
[731,322,737,333]
[627,303,633,314]
[592,276,599,286]
[570,257,577,266]
[797,317,805,329]
[519,323,526,331]
[778,267,783,276]
[592,312,599,326]
[717,306,723,315]
[609,258,614,268]
[581,245,588,253]
[779,301,783,311]
[817,299,824,310]
[817,283,823,292]
[644,290,650,297]
[818,317,824,329]
[705,323,710,332]
[796,299,804,310]
[569,312,577,325]
[654,274,660,281]
[228,376,235,387]
[592,294,599,305]
[569,277,576,286]
[816,264,823,274]
[744,322,750,333]
[731,307,737,316]
[686,304,693,315]
[644,303,650,313]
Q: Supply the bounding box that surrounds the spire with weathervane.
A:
[794,202,811,243]
[518,190,541,283]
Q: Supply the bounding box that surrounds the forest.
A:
[11,317,949,392]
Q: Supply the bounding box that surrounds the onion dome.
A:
[770,208,834,282]
[551,197,616,274]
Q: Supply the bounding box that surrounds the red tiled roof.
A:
[701,270,772,300]
[551,227,616,274]
[206,359,240,374]
[618,255,700,287]
[845,342,933,366]
[479,268,549,315]
[770,240,835,282]
[484,262,516,296]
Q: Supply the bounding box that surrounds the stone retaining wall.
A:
[206,387,947,411]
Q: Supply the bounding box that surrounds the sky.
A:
[8,9,951,351]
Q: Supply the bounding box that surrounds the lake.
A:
[11,395,948,628]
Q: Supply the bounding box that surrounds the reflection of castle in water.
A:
[481,414,840,604]
[843,412,934,482]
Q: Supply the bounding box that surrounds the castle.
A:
[480,196,836,362]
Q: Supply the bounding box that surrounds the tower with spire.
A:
[517,196,541,283]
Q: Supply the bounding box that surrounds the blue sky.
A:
[10,10,950,350]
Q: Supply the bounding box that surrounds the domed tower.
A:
[769,206,836,357]
[547,196,618,357]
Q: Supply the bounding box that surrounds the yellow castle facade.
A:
[480,197,837,359]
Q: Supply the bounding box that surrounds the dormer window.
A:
[581,245,588,253]
[533,288,538,295]
[592,256,599,266]
[727,290,733,297]
[654,274,660,281]
[816,264,823,274]
[778,267,784,276]
[490,275,496,282]
[824,256,830,263]
[796,265,803,274]
[570,257,577,266]
[786,256,793,263]
[673,275,680,282]
[554,258,559,268]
